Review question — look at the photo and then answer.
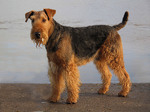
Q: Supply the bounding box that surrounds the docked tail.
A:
[113,11,129,31]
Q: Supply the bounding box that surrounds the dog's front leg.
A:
[48,62,65,103]
[64,62,80,104]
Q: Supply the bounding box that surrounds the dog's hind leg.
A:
[94,59,112,94]
[107,34,131,97]
[108,59,131,97]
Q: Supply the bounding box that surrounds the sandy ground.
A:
[0,83,149,112]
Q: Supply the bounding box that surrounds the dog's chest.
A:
[46,37,73,66]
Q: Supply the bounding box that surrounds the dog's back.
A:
[63,11,129,59]
[70,25,113,58]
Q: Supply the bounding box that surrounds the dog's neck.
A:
[45,19,63,52]
[48,20,55,38]
[48,19,63,39]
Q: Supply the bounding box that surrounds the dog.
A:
[25,8,131,104]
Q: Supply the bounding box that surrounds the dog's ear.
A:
[25,10,35,22]
[44,8,56,20]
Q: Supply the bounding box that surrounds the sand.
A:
[0,83,149,112]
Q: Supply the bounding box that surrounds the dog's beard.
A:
[31,32,48,47]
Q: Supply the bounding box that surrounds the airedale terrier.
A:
[25,9,131,104]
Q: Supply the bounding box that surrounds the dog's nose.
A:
[35,32,40,39]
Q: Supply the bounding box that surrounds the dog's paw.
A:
[118,91,128,97]
[98,88,107,95]
[47,97,58,103]
[66,98,77,104]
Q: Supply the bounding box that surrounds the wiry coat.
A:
[26,9,131,104]
[46,20,113,58]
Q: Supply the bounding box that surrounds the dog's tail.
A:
[113,11,129,31]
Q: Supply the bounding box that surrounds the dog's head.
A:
[25,9,56,47]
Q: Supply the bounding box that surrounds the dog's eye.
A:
[42,19,46,23]
[31,19,34,23]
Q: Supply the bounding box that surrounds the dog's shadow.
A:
[79,92,118,98]
[42,92,121,105]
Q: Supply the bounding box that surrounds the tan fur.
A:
[26,10,54,47]
[94,32,131,96]
[48,62,65,102]
[25,9,131,104]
